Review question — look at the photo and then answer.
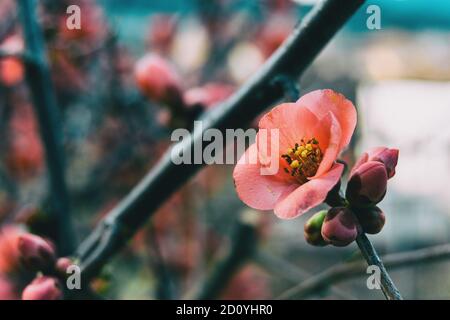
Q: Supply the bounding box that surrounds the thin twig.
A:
[254,251,356,299]
[18,0,75,255]
[0,12,16,43]
[75,0,366,282]
[324,185,401,300]
[147,223,175,300]
[355,233,402,300]
[277,242,450,299]
[185,212,259,300]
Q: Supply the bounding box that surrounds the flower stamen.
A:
[281,138,323,184]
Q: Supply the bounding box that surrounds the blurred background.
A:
[0,0,449,299]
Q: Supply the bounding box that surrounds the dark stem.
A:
[188,213,259,300]
[75,0,366,283]
[355,233,403,300]
[147,223,175,300]
[324,176,401,300]
[254,251,356,299]
[18,0,75,255]
[278,241,450,299]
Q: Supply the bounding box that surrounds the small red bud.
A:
[351,147,399,179]
[22,276,63,300]
[17,234,56,272]
[134,53,183,104]
[346,161,388,207]
[367,147,399,179]
[321,207,358,247]
[56,257,74,276]
[355,206,386,234]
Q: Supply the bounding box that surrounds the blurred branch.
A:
[277,242,450,299]
[18,0,75,255]
[186,212,259,299]
[0,50,34,63]
[0,50,20,60]
[75,0,366,283]
[147,223,175,300]
[355,233,402,300]
[0,11,16,42]
[254,251,356,299]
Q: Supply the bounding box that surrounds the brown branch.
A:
[355,233,402,300]
[327,187,402,299]
[75,0,366,284]
[254,251,356,299]
[18,0,75,255]
[185,212,259,300]
[277,242,450,300]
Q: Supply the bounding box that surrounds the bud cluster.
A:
[304,147,398,247]
[14,232,75,300]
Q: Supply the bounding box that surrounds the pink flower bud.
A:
[346,161,388,207]
[304,210,329,246]
[367,147,399,179]
[22,276,63,300]
[351,147,399,179]
[134,54,183,104]
[355,206,386,235]
[321,207,358,247]
[183,83,234,109]
[56,257,73,276]
[18,234,56,272]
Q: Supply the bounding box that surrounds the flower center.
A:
[281,138,323,184]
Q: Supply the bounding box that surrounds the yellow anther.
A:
[282,137,323,184]
[301,150,308,158]
[290,160,300,169]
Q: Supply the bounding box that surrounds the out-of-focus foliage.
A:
[0,0,449,299]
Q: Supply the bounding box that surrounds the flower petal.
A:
[273,163,344,219]
[258,102,320,154]
[233,144,294,210]
[297,89,356,151]
[311,112,342,178]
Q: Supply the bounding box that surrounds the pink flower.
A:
[233,89,357,219]
[134,54,183,103]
